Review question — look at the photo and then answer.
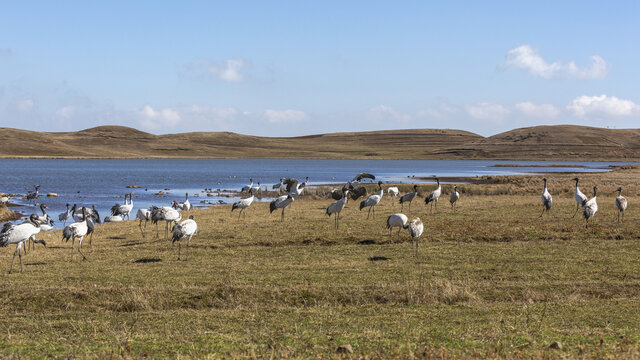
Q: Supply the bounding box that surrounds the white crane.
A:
[172,215,198,260]
[34,203,52,224]
[424,177,442,213]
[62,207,92,260]
[0,214,46,273]
[449,185,460,211]
[231,189,255,218]
[250,182,261,193]
[359,181,384,219]
[583,186,598,228]
[399,185,419,215]
[103,215,124,223]
[326,190,349,229]
[615,187,627,224]
[73,204,101,224]
[136,208,152,237]
[182,193,192,211]
[241,178,254,193]
[26,185,40,202]
[386,213,408,243]
[270,195,294,221]
[0,195,9,206]
[540,178,552,217]
[571,177,587,218]
[404,218,424,251]
[151,202,182,239]
[272,178,285,193]
[387,187,399,207]
[111,193,133,220]
[58,203,72,226]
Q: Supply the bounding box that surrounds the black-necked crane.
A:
[34,203,52,225]
[103,214,124,223]
[269,195,294,221]
[272,178,285,193]
[283,177,308,197]
[241,178,254,193]
[182,193,192,211]
[62,207,91,260]
[386,213,408,243]
[232,188,255,218]
[359,181,384,219]
[326,190,349,229]
[571,177,587,218]
[172,215,197,260]
[73,204,101,224]
[349,173,375,185]
[404,217,424,252]
[136,208,152,237]
[424,177,442,213]
[250,182,261,193]
[26,185,40,202]
[111,193,133,220]
[540,178,552,217]
[449,185,460,211]
[0,214,46,273]
[387,187,399,207]
[58,203,71,226]
[151,202,182,239]
[399,185,419,215]
[615,187,627,224]
[583,186,598,228]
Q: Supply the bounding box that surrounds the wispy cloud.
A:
[501,45,609,79]
[137,105,182,130]
[17,99,34,112]
[56,105,76,118]
[515,102,560,119]
[264,109,308,123]
[182,58,245,82]
[367,105,411,123]
[466,102,510,122]
[567,95,639,118]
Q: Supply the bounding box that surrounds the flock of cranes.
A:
[0,173,633,273]
[541,177,628,227]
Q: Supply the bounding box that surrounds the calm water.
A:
[1,159,633,228]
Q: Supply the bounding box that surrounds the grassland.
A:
[1,124,640,160]
[1,168,640,358]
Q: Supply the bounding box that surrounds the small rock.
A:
[549,341,562,350]
[46,193,58,197]
[336,344,353,354]
[126,185,141,188]
[153,191,165,196]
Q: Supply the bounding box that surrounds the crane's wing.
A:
[349,186,367,200]
[352,173,375,182]
[283,178,299,193]
[330,189,344,200]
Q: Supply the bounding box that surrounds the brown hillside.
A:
[0,125,639,160]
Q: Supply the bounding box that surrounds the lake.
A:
[0,158,633,228]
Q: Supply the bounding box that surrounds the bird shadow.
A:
[25,262,47,266]
[358,240,377,245]
[107,236,127,240]
[368,256,390,261]
[133,258,162,264]
[120,241,143,247]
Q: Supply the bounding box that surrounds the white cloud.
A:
[367,105,411,123]
[264,109,308,123]
[18,99,34,112]
[515,102,560,119]
[182,58,245,82]
[137,105,182,130]
[56,105,76,118]
[501,45,609,79]
[566,95,639,118]
[466,102,510,122]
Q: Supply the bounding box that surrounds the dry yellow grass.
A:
[1,167,640,358]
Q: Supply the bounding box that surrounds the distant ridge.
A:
[0,125,639,160]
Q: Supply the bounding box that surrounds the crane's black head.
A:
[189,215,194,220]
[378,180,383,185]
[543,178,547,182]
[572,177,579,182]
[413,185,418,190]
[29,214,39,225]
[616,186,623,193]
[65,203,70,207]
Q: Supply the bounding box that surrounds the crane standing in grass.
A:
[231,188,255,218]
[152,202,182,239]
[359,181,384,219]
[62,207,92,260]
[615,187,627,224]
[386,213,408,243]
[111,193,134,220]
[404,217,424,252]
[326,190,349,229]
[136,208,152,238]
[0,214,46,273]
[172,215,197,260]
[399,185,419,215]
[58,203,72,226]
[425,177,442,214]
[571,177,587,218]
[583,186,598,228]
[270,195,294,222]
[540,178,552,217]
[387,187,399,207]
[449,185,460,211]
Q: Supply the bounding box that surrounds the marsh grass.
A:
[1,168,640,358]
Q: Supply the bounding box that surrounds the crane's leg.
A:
[372,205,376,219]
[77,236,87,260]
[622,212,625,223]
[539,207,545,218]
[89,232,93,248]
[400,202,403,212]
[71,236,75,257]
[408,202,411,217]
[367,207,371,220]
[435,201,438,214]
[177,241,181,260]
[186,234,193,260]
[139,219,145,238]
[281,208,285,222]
[572,204,580,218]
[9,243,22,274]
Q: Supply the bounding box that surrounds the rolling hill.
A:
[0,125,639,160]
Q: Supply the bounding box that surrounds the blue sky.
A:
[1,1,639,136]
